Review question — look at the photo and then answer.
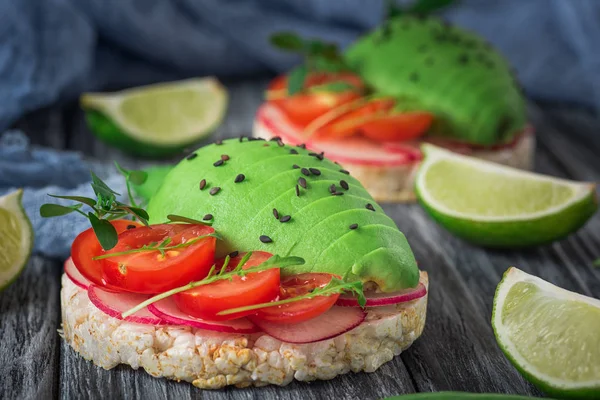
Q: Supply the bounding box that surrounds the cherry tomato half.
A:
[251,273,339,325]
[99,224,216,294]
[315,98,433,142]
[267,72,365,127]
[173,251,280,321]
[71,220,141,291]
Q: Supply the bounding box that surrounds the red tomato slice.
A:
[99,224,216,294]
[267,72,365,127]
[251,273,340,325]
[173,251,280,321]
[359,112,434,142]
[314,98,433,142]
[71,220,141,291]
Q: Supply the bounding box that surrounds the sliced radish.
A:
[64,257,92,289]
[250,306,366,344]
[88,284,168,325]
[336,282,427,307]
[256,103,419,166]
[147,297,259,334]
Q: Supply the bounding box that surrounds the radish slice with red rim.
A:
[64,257,91,290]
[336,282,427,307]
[88,284,169,325]
[147,297,259,334]
[250,306,365,344]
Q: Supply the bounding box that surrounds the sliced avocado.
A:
[147,138,419,291]
[344,15,526,145]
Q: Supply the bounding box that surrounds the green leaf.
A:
[269,32,305,52]
[166,214,211,225]
[88,212,118,250]
[287,64,308,96]
[128,170,148,185]
[309,81,357,94]
[48,194,97,207]
[40,203,83,218]
[91,172,120,197]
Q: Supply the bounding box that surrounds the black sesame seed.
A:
[273,208,279,220]
[279,215,291,223]
[295,185,300,197]
[229,250,239,258]
[340,169,350,175]
[290,149,298,154]
[298,143,306,149]
[259,235,273,243]
[209,187,221,195]
[340,180,349,190]
[215,139,223,145]
[221,154,230,161]
[270,136,281,142]
[298,177,307,189]
[329,184,337,194]
[332,192,344,196]
[234,174,245,183]
[309,168,321,176]
[308,152,318,157]
[126,224,137,230]
[186,153,198,161]
[366,203,375,211]
[213,159,224,167]
[293,164,300,169]
[317,152,324,161]
[203,214,213,221]
[301,168,310,176]
[349,223,358,230]
[199,179,207,190]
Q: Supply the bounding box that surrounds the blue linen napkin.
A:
[1,0,600,131]
[0,131,127,259]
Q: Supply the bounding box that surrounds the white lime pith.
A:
[492,267,600,399]
[81,77,228,156]
[415,144,597,247]
[0,189,33,291]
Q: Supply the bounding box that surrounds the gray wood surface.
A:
[2,78,599,400]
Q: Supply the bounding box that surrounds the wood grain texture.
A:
[0,256,62,400]
[2,80,599,400]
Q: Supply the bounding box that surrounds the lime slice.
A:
[415,144,597,247]
[0,189,33,291]
[493,267,600,399]
[81,77,228,157]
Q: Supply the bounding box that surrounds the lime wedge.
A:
[81,77,228,157]
[415,144,597,247]
[0,189,33,291]
[493,267,600,399]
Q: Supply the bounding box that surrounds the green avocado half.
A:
[147,138,419,292]
[344,15,526,146]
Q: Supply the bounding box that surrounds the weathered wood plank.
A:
[0,256,61,400]
[11,108,67,150]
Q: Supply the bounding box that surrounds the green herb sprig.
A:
[269,33,348,95]
[39,164,210,251]
[121,254,305,318]
[91,232,222,260]
[217,277,365,316]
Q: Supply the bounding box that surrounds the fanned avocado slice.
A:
[344,15,526,146]
[148,138,419,291]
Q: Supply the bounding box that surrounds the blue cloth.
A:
[1,0,600,131]
[0,131,126,258]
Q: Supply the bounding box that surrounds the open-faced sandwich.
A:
[50,137,428,389]
[254,15,533,202]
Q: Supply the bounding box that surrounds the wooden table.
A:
[2,78,599,400]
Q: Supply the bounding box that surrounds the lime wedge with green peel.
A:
[0,189,33,291]
[493,267,600,399]
[81,77,228,157]
[415,144,597,247]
